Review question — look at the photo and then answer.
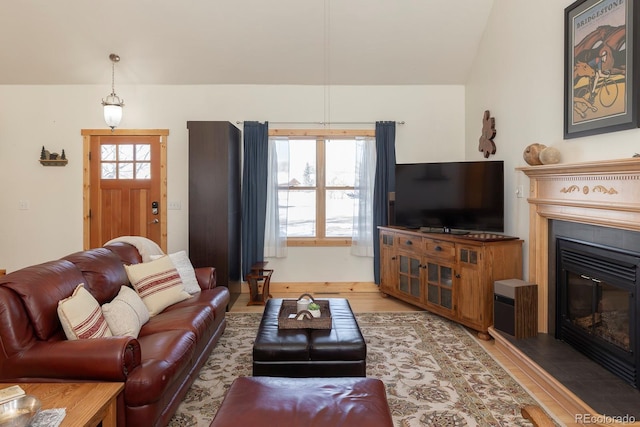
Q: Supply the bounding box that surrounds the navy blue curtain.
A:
[373,121,396,284]
[241,121,269,280]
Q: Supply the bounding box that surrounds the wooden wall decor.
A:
[39,146,68,166]
[478,110,496,158]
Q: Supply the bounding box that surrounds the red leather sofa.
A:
[0,242,230,427]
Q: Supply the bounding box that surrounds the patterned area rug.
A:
[168,311,550,426]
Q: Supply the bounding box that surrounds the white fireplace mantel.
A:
[518,157,640,332]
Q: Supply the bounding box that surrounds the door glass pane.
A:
[118,145,134,161]
[326,189,355,237]
[441,288,452,309]
[286,190,316,237]
[597,282,630,351]
[289,140,316,186]
[460,249,469,263]
[441,266,452,287]
[410,278,420,297]
[399,276,409,293]
[566,273,631,351]
[136,144,151,161]
[101,162,116,179]
[326,140,355,186]
[566,272,592,326]
[119,162,134,179]
[469,251,478,264]
[428,263,438,282]
[400,255,409,274]
[101,145,116,161]
[410,258,420,276]
[136,163,151,179]
[428,284,439,304]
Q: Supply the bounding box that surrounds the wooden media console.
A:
[378,226,523,339]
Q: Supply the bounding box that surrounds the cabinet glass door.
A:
[381,233,394,247]
[426,262,453,309]
[399,254,421,299]
[460,248,478,265]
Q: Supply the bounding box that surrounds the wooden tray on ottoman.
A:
[278,299,332,329]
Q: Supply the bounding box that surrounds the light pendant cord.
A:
[110,59,116,96]
[323,0,331,127]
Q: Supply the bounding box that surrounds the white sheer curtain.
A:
[264,137,289,258]
[351,137,376,257]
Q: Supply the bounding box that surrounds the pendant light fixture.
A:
[102,53,124,131]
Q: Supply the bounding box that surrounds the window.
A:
[285,137,356,239]
[270,129,375,247]
[100,143,151,179]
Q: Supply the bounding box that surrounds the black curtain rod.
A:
[235,120,405,125]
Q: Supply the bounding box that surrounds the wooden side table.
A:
[6,382,123,427]
[0,269,5,276]
[246,262,273,306]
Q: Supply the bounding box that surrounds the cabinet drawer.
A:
[425,240,455,260]
[395,235,423,251]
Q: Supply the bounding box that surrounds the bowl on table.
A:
[0,395,41,427]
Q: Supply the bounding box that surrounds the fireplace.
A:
[555,235,638,388]
[518,159,640,392]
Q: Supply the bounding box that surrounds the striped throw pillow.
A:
[58,284,113,340]
[124,255,191,316]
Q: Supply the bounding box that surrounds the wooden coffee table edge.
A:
[5,382,124,427]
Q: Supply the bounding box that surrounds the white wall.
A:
[12,1,631,283]
[465,0,640,279]
[0,84,465,280]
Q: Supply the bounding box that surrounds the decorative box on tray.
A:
[278,295,332,329]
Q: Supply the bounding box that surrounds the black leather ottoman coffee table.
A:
[252,298,366,377]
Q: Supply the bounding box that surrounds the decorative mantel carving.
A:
[518,158,640,332]
[559,184,619,194]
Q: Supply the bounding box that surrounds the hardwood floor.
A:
[229,291,420,314]
[228,285,579,426]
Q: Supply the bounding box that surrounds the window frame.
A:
[269,128,375,247]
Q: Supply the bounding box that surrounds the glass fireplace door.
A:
[565,272,631,352]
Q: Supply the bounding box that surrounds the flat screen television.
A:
[393,160,504,233]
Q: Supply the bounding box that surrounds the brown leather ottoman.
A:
[209,376,393,427]
[252,298,366,377]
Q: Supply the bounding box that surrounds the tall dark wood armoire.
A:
[187,121,241,287]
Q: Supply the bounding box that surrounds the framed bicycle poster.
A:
[564,0,639,139]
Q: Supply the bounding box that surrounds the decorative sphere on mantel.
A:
[539,146,561,165]
[523,143,546,166]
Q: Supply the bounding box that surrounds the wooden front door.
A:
[82,129,168,251]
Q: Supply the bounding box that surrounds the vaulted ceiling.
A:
[0,0,493,85]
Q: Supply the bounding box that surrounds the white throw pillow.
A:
[102,286,150,337]
[150,251,201,294]
[58,284,113,340]
[124,255,191,316]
